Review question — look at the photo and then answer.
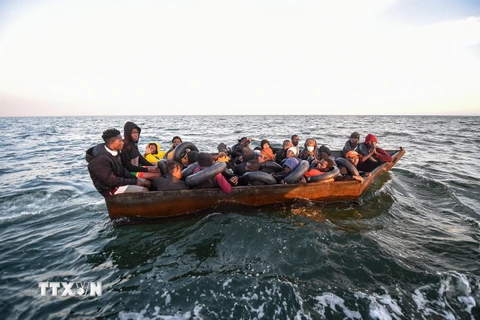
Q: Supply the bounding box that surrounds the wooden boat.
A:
[106,148,405,222]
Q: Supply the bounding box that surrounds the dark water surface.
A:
[0,115,479,319]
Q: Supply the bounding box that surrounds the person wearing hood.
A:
[121,121,160,180]
[86,128,150,197]
[357,134,393,172]
[298,138,331,161]
[193,152,232,194]
[144,142,166,163]
[341,132,360,158]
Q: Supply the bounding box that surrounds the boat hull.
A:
[106,148,405,220]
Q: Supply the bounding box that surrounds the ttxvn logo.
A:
[38,282,102,297]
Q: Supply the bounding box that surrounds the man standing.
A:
[86,129,150,197]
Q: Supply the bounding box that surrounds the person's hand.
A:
[148,166,160,173]
[229,176,238,185]
[281,180,286,184]
[219,152,226,158]
[144,145,152,155]
[353,176,364,182]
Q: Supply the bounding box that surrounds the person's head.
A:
[187,151,198,164]
[165,160,183,179]
[256,153,268,163]
[286,147,297,158]
[242,147,254,162]
[239,137,251,147]
[317,158,335,172]
[282,140,293,149]
[349,132,360,145]
[130,128,140,142]
[260,139,271,150]
[124,121,141,143]
[346,150,361,166]
[148,143,158,154]
[304,138,317,153]
[364,133,378,148]
[291,135,300,147]
[197,152,214,167]
[171,136,182,148]
[245,160,260,172]
[102,129,123,151]
[284,157,299,174]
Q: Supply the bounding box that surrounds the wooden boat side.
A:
[106,148,405,220]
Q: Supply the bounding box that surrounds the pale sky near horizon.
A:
[0,0,479,117]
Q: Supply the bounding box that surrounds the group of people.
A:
[86,121,393,197]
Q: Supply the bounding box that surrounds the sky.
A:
[0,0,479,116]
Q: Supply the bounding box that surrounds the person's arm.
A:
[120,150,149,172]
[139,153,155,166]
[374,147,393,163]
[90,158,138,187]
[215,173,232,194]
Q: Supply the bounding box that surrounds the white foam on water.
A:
[354,291,405,320]
[118,301,204,320]
[222,278,232,289]
[313,292,361,319]
[411,271,478,318]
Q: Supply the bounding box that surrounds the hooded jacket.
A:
[144,142,166,163]
[121,121,153,172]
[86,144,137,197]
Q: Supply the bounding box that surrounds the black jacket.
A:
[120,121,152,172]
[86,144,137,197]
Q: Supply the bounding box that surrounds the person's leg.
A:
[114,185,148,194]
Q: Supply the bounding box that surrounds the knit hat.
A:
[284,157,299,170]
[242,147,254,161]
[287,146,298,156]
[346,150,360,158]
[350,132,360,139]
[365,134,378,144]
[197,152,213,167]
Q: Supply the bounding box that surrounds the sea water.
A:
[0,115,479,319]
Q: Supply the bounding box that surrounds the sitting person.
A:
[144,142,166,163]
[298,138,331,161]
[298,138,319,161]
[273,157,306,184]
[305,158,336,178]
[164,136,183,160]
[121,121,160,180]
[233,147,255,176]
[341,132,360,158]
[153,160,189,191]
[286,146,298,158]
[357,134,393,172]
[260,139,275,161]
[193,152,232,194]
[275,140,293,163]
[231,137,252,159]
[230,160,270,186]
[86,128,150,197]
